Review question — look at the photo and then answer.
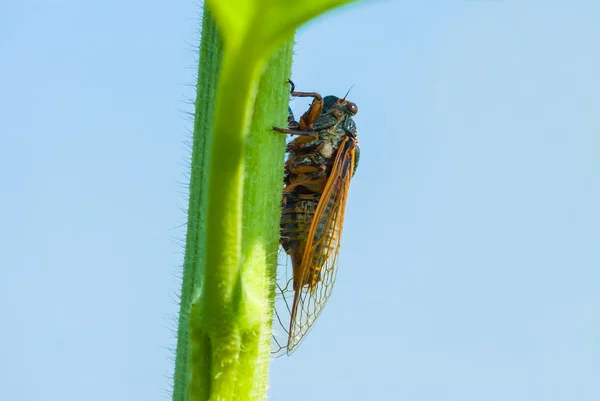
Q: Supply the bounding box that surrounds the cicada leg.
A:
[286,79,323,130]
[272,127,319,136]
[283,160,327,193]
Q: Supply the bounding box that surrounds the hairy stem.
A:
[172,8,222,401]
[172,5,293,401]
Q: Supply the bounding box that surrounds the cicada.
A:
[272,80,360,355]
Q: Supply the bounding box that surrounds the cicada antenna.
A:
[342,84,355,101]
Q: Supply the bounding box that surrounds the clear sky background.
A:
[1,1,599,400]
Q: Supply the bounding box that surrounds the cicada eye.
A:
[346,102,358,115]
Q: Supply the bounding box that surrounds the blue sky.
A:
[1,1,599,400]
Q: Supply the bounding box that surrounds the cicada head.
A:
[321,95,359,140]
[323,95,358,117]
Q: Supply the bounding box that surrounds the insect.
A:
[272,80,360,355]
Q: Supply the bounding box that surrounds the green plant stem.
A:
[187,47,292,399]
[175,9,293,401]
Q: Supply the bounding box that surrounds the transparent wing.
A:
[271,246,295,357]
[286,137,357,354]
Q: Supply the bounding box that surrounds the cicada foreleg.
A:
[273,80,324,134]
[286,80,323,130]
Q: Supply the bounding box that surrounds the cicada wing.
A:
[286,137,357,354]
[271,245,297,357]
